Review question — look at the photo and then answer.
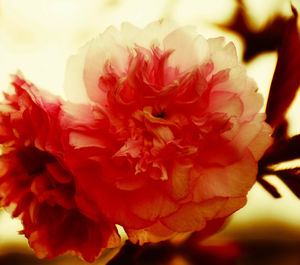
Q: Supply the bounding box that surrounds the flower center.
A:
[154,111,165,118]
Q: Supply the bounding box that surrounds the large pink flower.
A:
[64,21,273,243]
[0,75,120,262]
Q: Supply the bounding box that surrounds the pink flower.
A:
[63,21,273,243]
[0,75,120,262]
[0,20,273,261]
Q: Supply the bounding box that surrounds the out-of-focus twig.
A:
[218,0,290,62]
[257,6,300,198]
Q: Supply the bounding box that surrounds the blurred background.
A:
[0,0,299,264]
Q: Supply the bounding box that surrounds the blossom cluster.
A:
[0,21,272,262]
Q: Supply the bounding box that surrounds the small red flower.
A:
[63,21,273,244]
[0,75,120,262]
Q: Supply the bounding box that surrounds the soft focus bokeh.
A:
[0,0,299,264]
